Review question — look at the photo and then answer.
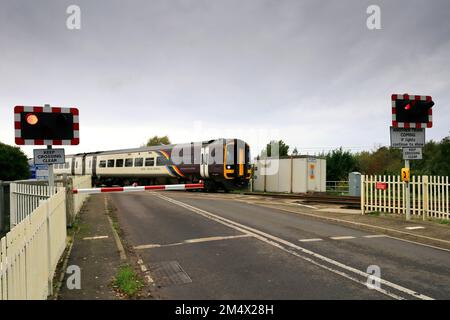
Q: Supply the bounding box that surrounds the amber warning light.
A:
[26,113,38,125]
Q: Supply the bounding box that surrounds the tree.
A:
[0,142,30,181]
[145,135,171,147]
[261,140,289,157]
[292,147,299,156]
[323,147,358,181]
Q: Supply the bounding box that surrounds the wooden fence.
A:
[0,187,66,299]
[361,175,449,220]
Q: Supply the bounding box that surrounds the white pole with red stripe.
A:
[73,183,204,194]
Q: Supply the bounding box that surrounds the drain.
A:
[148,261,192,287]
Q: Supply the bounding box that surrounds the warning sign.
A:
[33,148,65,165]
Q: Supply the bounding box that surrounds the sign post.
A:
[391,94,435,221]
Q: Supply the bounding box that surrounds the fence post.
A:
[422,176,429,221]
[360,175,365,215]
[65,176,74,227]
[0,180,4,234]
[44,198,53,296]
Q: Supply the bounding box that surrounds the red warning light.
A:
[404,104,411,111]
[26,113,38,125]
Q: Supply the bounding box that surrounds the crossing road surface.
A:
[109,192,450,300]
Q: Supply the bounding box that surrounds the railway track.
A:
[244,192,361,209]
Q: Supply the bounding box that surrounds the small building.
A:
[252,156,326,193]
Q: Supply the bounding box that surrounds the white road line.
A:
[153,193,434,300]
[405,226,425,230]
[299,238,323,242]
[82,235,109,240]
[330,236,356,240]
[297,203,318,210]
[363,235,387,238]
[134,234,251,250]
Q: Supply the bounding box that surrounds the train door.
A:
[200,145,209,178]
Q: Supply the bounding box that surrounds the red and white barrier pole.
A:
[72,183,204,194]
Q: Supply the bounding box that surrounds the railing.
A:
[361,175,449,220]
[0,187,66,299]
[326,180,349,195]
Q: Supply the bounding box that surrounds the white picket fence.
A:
[0,187,66,299]
[0,175,92,300]
[361,175,449,220]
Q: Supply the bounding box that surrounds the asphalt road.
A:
[109,191,450,300]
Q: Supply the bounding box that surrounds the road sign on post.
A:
[14,105,79,145]
[390,127,425,148]
[391,94,434,128]
[14,104,79,188]
[403,148,423,160]
[33,148,65,165]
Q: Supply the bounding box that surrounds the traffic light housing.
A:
[392,94,434,128]
[14,106,79,145]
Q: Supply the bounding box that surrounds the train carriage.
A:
[53,138,252,191]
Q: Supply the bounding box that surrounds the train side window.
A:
[88,160,92,168]
[145,158,155,166]
[107,159,115,167]
[134,158,143,167]
[99,160,106,168]
[125,158,133,167]
[156,157,167,166]
[65,162,69,169]
[116,159,124,167]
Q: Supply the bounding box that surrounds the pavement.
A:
[58,195,124,300]
[107,191,450,300]
[57,191,450,300]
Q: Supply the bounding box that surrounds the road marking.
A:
[137,258,154,284]
[299,238,323,242]
[134,234,251,250]
[405,226,425,230]
[297,203,318,210]
[330,236,356,240]
[363,234,387,238]
[153,193,434,300]
[82,235,109,240]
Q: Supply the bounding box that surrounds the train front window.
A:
[134,158,143,167]
[125,158,133,167]
[226,143,234,165]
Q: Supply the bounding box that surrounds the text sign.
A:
[35,164,49,180]
[390,127,425,148]
[33,148,65,165]
[376,182,387,190]
[403,148,423,160]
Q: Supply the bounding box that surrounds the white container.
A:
[253,156,326,193]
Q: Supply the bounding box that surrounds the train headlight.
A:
[227,165,231,169]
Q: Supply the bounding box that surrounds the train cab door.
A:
[200,146,209,179]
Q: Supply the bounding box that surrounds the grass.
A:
[435,219,450,226]
[366,211,382,216]
[113,264,144,297]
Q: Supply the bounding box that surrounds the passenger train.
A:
[53,138,252,191]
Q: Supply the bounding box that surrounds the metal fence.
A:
[326,180,349,195]
[361,175,449,220]
[0,186,66,299]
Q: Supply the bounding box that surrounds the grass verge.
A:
[113,264,144,297]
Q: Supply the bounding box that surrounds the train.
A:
[53,138,252,192]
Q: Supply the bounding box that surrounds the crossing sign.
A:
[14,105,79,145]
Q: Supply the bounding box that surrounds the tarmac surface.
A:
[106,191,450,300]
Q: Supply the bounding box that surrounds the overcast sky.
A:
[1,0,449,158]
